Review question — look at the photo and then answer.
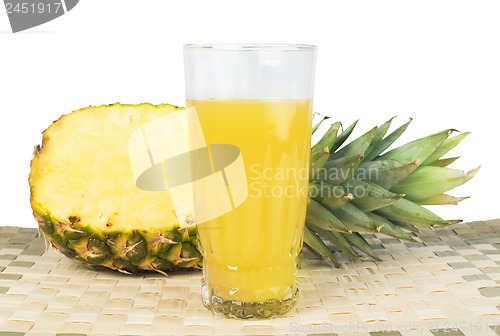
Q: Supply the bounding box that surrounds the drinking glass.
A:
[184,44,317,319]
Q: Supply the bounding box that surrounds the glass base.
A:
[201,278,299,319]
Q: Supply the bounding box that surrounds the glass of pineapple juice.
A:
[184,44,316,319]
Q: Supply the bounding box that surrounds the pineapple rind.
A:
[33,200,201,273]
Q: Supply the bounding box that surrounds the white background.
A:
[0,0,498,228]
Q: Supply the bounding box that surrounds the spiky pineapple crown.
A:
[304,116,479,266]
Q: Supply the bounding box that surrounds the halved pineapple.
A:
[29,103,202,273]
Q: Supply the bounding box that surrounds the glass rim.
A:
[183,43,317,52]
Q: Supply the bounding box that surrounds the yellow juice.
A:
[187,99,312,303]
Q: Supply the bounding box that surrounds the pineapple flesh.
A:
[29,104,202,273]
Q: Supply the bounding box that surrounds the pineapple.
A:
[29,104,478,273]
[29,104,202,274]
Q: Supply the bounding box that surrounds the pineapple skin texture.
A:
[31,201,201,274]
[29,103,202,274]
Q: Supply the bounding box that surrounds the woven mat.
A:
[1,220,500,336]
